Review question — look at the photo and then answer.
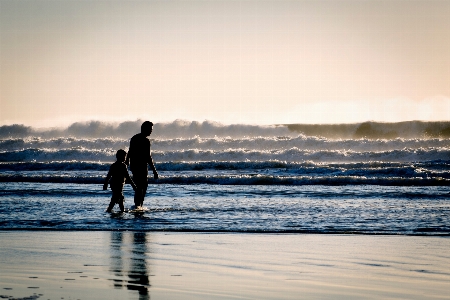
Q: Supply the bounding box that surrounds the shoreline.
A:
[1,228,449,236]
[1,231,449,299]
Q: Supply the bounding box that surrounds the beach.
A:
[1,231,449,300]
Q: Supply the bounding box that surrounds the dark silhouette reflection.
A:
[110,231,150,300]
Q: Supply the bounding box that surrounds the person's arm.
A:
[125,147,131,167]
[127,174,137,191]
[149,155,158,179]
[103,167,112,190]
[147,140,158,179]
[124,168,137,191]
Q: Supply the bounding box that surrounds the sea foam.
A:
[2,120,450,139]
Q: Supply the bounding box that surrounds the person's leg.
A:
[132,173,148,207]
[133,182,143,207]
[140,180,148,207]
[106,198,115,212]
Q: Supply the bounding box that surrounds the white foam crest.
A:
[2,120,450,139]
[0,137,130,152]
[0,148,114,162]
[0,119,294,139]
[2,135,449,155]
[153,136,450,152]
[153,120,293,138]
[151,147,450,163]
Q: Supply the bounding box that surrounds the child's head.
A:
[116,149,127,162]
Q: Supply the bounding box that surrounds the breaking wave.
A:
[1,147,449,163]
[1,119,448,186]
[1,120,450,139]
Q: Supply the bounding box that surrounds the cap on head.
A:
[116,149,127,160]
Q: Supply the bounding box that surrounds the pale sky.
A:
[1,0,450,127]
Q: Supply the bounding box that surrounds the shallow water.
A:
[1,183,449,235]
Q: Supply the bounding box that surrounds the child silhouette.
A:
[103,149,137,212]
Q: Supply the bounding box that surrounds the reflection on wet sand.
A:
[110,232,150,299]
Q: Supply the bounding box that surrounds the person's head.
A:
[141,121,154,137]
[116,149,127,162]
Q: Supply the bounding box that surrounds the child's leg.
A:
[107,191,121,212]
[118,192,125,212]
[110,190,125,212]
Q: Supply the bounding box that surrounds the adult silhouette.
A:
[126,121,158,208]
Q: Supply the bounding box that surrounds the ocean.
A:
[1,120,449,235]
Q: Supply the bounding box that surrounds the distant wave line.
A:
[1,120,450,139]
[1,173,448,186]
[1,136,449,153]
[1,160,448,172]
[1,147,449,163]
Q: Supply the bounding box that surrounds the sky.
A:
[1,0,450,127]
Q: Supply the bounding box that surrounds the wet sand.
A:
[0,231,449,300]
